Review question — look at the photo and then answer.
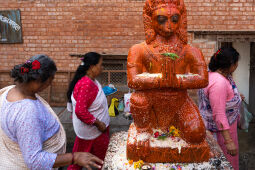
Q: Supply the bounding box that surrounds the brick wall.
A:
[0,0,254,104]
[1,0,254,70]
[0,0,145,72]
[186,0,255,31]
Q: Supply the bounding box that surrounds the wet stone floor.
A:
[55,107,254,170]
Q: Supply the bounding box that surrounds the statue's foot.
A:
[136,127,152,147]
[128,124,152,156]
[136,127,153,134]
[135,131,151,156]
[137,138,150,154]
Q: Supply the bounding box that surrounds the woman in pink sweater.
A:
[199,47,241,170]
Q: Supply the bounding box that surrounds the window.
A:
[97,55,127,87]
[220,42,233,48]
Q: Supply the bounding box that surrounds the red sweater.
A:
[73,76,99,125]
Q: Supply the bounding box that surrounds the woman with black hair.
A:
[198,47,241,170]
[0,54,103,170]
[66,52,110,170]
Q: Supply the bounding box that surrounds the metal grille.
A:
[97,72,108,86]
[220,42,233,48]
[0,55,128,107]
[110,72,127,85]
[103,63,124,70]
[98,60,127,86]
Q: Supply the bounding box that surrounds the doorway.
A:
[220,42,252,110]
[232,42,251,105]
[249,42,255,113]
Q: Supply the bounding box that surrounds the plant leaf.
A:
[161,53,180,60]
[157,136,167,140]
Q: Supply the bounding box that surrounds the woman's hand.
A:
[220,130,237,156]
[240,93,245,101]
[53,152,103,168]
[94,119,107,132]
[225,141,237,156]
[74,152,103,170]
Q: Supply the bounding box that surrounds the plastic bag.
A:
[108,98,119,117]
[66,102,73,112]
[118,99,124,112]
[239,101,253,132]
[102,84,117,96]
[124,91,132,113]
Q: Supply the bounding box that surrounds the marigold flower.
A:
[134,160,144,169]
[128,160,133,165]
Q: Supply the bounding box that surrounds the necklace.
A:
[152,41,183,54]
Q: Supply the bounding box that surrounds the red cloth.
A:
[67,127,110,170]
[73,76,99,125]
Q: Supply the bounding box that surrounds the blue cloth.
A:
[0,89,60,170]
[102,86,117,96]
[198,75,241,132]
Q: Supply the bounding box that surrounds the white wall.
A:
[233,42,250,104]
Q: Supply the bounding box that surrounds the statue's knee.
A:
[183,121,206,144]
[130,92,149,107]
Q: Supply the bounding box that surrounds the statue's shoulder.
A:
[183,44,201,53]
[183,44,203,57]
[129,41,146,52]
[183,44,205,63]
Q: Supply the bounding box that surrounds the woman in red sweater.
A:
[67,52,110,170]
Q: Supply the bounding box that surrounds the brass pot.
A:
[141,163,153,170]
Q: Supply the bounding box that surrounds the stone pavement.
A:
[238,122,255,170]
[54,107,255,170]
[55,107,133,170]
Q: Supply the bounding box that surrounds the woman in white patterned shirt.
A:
[0,54,103,170]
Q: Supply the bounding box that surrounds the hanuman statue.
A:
[126,0,210,163]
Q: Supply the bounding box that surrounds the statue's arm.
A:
[178,46,208,89]
[127,44,160,90]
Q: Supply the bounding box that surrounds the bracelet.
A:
[72,152,75,165]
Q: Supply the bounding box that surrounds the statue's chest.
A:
[143,53,187,73]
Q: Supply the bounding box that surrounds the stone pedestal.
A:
[126,124,210,163]
[103,131,233,170]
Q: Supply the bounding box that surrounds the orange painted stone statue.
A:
[126,0,210,163]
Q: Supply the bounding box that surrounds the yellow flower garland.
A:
[134,160,144,169]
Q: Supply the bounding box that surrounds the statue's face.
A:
[152,7,180,37]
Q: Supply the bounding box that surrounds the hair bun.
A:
[209,47,239,72]
[10,55,57,83]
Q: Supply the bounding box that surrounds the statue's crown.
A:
[150,0,181,10]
